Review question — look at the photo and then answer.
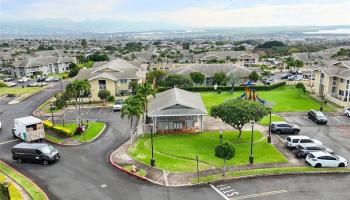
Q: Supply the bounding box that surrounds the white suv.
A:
[345,108,350,117]
[306,151,347,168]
[285,135,322,148]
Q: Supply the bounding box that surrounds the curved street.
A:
[1,83,350,200]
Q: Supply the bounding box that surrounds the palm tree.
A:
[121,95,144,146]
[137,83,156,122]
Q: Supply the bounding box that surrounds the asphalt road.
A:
[1,83,350,200]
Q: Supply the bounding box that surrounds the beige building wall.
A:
[90,79,116,101]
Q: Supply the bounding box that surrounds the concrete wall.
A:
[90,79,116,101]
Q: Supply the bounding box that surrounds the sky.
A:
[1,0,350,28]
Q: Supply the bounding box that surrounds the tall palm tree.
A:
[137,83,156,121]
[121,95,144,146]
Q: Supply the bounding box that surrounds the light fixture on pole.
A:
[249,120,255,164]
[50,102,55,125]
[219,128,223,144]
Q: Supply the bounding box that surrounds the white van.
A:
[12,116,45,142]
[285,135,322,148]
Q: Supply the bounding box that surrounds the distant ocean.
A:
[304,28,350,34]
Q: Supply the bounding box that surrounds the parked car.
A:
[0,121,2,129]
[12,143,60,165]
[113,99,123,111]
[281,74,289,79]
[345,108,350,117]
[18,77,29,83]
[306,151,347,168]
[285,135,322,148]
[37,76,46,82]
[52,77,60,82]
[6,81,17,87]
[45,77,55,82]
[263,79,275,85]
[270,122,300,134]
[308,110,328,124]
[3,77,14,82]
[37,82,48,87]
[294,143,334,158]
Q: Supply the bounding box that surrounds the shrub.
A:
[0,174,23,200]
[107,95,115,102]
[0,81,8,88]
[43,120,74,137]
[157,82,286,92]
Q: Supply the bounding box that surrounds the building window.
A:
[339,90,344,96]
[340,78,344,83]
[120,79,128,84]
[321,73,324,78]
[332,77,337,86]
[98,80,106,90]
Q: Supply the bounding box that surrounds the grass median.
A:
[129,131,287,173]
[44,121,105,143]
[0,161,47,200]
[0,87,42,96]
[259,114,285,126]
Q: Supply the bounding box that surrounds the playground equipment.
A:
[240,81,266,104]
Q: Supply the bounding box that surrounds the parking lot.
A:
[276,113,350,164]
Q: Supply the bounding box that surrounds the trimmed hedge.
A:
[158,81,286,92]
[0,173,23,200]
[43,120,74,137]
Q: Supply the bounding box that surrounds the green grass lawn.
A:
[45,122,105,143]
[259,114,285,126]
[0,87,42,96]
[0,161,47,200]
[193,167,350,183]
[48,72,68,79]
[129,131,287,173]
[200,86,335,113]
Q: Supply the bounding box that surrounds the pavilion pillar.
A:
[153,117,157,134]
[200,115,204,132]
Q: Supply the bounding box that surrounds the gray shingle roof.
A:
[148,88,207,117]
[75,58,144,81]
[319,61,350,79]
[169,64,251,78]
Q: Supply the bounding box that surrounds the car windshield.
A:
[41,145,55,154]
[315,112,325,117]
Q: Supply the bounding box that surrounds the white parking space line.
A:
[275,134,285,143]
[98,108,103,114]
[0,139,18,145]
[85,108,92,115]
[210,184,231,200]
[231,190,288,200]
[332,117,347,126]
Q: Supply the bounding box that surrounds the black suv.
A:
[270,122,300,134]
[294,143,334,158]
[308,110,328,124]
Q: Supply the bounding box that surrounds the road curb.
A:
[0,160,50,200]
[201,170,350,185]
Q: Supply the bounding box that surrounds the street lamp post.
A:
[50,102,55,125]
[267,108,272,143]
[249,121,255,164]
[219,128,223,144]
[150,128,155,167]
[320,83,324,112]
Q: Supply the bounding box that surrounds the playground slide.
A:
[256,95,266,104]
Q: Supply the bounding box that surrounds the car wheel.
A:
[13,133,17,139]
[276,130,281,135]
[17,159,22,164]
[43,160,49,166]
[293,130,299,135]
[338,163,345,167]
[346,113,349,117]
[315,163,322,168]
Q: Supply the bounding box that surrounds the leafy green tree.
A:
[227,72,243,94]
[163,74,193,88]
[98,90,111,104]
[68,67,80,78]
[190,72,205,85]
[257,41,285,49]
[211,99,270,138]
[215,141,235,176]
[285,57,304,70]
[249,71,259,82]
[296,82,306,97]
[213,72,227,86]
